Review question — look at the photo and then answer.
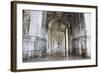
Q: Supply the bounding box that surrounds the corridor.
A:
[22,10,91,63]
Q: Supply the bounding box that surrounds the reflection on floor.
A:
[23,52,90,63]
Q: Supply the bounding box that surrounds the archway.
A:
[47,14,69,60]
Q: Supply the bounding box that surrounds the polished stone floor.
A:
[23,54,90,63]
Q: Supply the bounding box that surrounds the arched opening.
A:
[47,13,69,60]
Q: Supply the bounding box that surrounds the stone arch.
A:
[47,15,70,58]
